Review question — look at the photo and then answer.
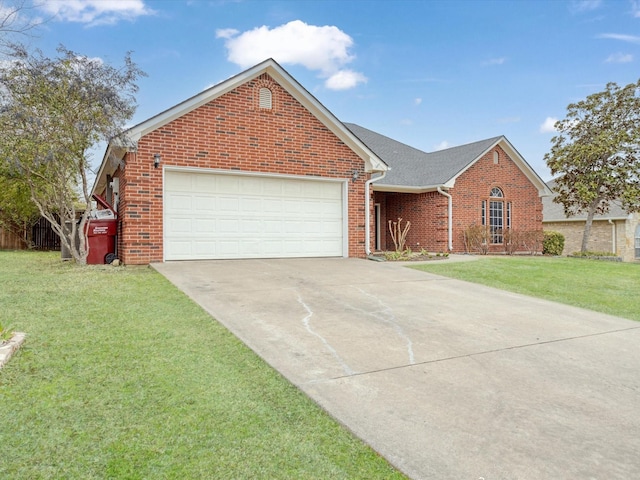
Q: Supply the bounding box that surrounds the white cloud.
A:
[215,28,239,39]
[570,0,602,13]
[598,33,640,44]
[540,117,558,133]
[325,70,367,90]
[217,20,367,90]
[433,141,450,151]
[605,52,633,63]
[482,57,506,66]
[414,98,422,106]
[41,0,154,26]
[632,0,640,17]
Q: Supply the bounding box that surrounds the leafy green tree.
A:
[0,168,40,247]
[0,45,144,263]
[544,80,640,253]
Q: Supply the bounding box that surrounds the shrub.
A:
[571,250,617,257]
[384,249,412,261]
[503,229,523,255]
[462,224,490,255]
[543,231,565,256]
[522,230,544,255]
[388,218,411,252]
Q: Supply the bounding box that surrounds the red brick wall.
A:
[451,146,543,252]
[375,145,543,253]
[376,191,449,252]
[117,73,370,264]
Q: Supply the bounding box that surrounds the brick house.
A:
[543,179,640,262]
[347,124,551,253]
[92,59,550,264]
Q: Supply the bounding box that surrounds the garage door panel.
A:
[164,171,344,260]
[241,219,262,234]
[217,197,240,213]
[169,218,192,233]
[165,171,193,191]
[168,193,192,211]
[194,195,215,212]
[217,218,240,234]
[216,176,240,193]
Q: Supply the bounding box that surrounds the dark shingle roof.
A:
[344,123,501,188]
[542,178,630,221]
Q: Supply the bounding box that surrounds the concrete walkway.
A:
[153,257,640,479]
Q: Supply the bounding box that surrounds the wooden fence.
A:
[0,226,24,250]
[0,217,60,251]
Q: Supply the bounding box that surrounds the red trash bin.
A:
[86,219,117,264]
[86,194,118,265]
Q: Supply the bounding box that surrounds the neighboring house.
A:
[543,179,640,262]
[92,58,550,265]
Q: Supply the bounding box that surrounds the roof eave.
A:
[372,184,446,193]
[91,144,127,195]
[447,136,551,196]
[119,59,387,173]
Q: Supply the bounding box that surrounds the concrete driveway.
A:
[153,257,640,479]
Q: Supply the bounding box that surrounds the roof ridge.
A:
[345,122,503,155]
[344,123,431,156]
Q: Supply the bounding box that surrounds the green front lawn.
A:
[411,256,640,321]
[0,251,405,479]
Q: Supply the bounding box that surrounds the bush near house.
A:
[543,231,565,256]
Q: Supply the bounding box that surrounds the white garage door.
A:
[164,170,345,260]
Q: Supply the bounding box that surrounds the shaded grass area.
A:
[0,251,404,479]
[411,256,640,322]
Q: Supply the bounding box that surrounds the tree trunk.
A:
[581,200,599,253]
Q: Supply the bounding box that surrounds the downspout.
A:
[437,186,453,251]
[365,171,387,256]
[608,219,616,254]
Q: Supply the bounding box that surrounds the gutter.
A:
[365,171,387,256]
[437,186,453,251]
[608,219,617,254]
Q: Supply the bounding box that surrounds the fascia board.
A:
[448,137,552,197]
[265,64,387,173]
[91,144,126,195]
[117,59,387,174]
[372,184,443,193]
[123,61,275,144]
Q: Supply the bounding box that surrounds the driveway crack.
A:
[324,325,640,381]
[296,291,356,377]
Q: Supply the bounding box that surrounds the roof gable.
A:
[93,59,387,195]
[345,123,550,196]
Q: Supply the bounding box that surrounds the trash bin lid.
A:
[92,193,116,215]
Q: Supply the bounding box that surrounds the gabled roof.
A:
[345,123,551,196]
[92,59,387,195]
[542,178,631,222]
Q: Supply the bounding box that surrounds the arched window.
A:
[259,87,273,109]
[488,187,505,243]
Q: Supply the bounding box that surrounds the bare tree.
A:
[0,0,43,50]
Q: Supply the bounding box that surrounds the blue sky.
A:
[16,0,640,180]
